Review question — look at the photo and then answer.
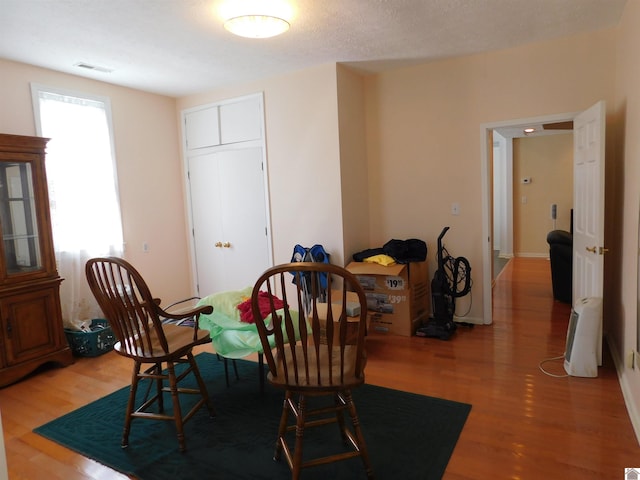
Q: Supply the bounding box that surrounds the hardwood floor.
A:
[0,257,638,479]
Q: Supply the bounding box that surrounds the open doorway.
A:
[480,111,577,324]
[493,127,573,268]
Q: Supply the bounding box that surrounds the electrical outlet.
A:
[142,242,150,253]
[626,350,636,369]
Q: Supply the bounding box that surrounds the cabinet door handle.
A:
[6,319,11,338]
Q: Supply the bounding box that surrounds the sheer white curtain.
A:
[33,86,124,327]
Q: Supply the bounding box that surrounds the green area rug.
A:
[34,352,471,479]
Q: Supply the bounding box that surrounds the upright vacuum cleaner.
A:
[416,227,472,340]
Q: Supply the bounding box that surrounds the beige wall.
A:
[613,0,640,440]
[336,65,370,261]
[0,59,191,303]
[363,28,616,322]
[513,134,573,255]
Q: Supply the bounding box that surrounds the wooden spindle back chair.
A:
[85,257,215,452]
[251,262,374,479]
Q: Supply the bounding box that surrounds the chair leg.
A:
[259,353,265,393]
[154,362,164,412]
[274,390,292,461]
[334,393,348,444]
[217,354,240,387]
[188,352,216,417]
[343,390,374,479]
[223,356,230,387]
[232,358,239,381]
[122,361,142,448]
[166,361,187,452]
[291,394,306,480]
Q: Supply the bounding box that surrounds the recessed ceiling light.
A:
[523,127,536,134]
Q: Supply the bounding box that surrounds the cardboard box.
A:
[313,291,361,345]
[346,261,430,336]
[345,261,428,292]
[367,287,429,336]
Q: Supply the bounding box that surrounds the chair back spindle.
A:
[87,258,170,356]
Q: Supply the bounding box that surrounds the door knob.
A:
[215,242,222,248]
[223,242,231,248]
[585,246,597,253]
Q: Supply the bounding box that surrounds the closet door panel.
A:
[188,153,225,295]
[220,100,262,144]
[185,107,220,150]
[216,147,270,291]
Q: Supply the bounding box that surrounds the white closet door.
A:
[188,148,270,296]
[188,153,223,296]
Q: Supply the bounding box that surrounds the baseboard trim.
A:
[607,335,640,446]
[514,253,550,259]
[453,315,484,325]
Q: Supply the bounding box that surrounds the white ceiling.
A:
[0,0,627,98]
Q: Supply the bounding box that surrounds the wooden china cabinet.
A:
[0,134,73,387]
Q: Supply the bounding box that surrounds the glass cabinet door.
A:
[0,161,42,274]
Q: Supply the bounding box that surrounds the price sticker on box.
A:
[385,276,405,290]
[389,294,407,304]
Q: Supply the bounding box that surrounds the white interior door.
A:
[188,147,270,296]
[216,147,270,291]
[188,152,223,296]
[573,100,606,302]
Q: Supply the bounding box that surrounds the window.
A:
[31,84,123,325]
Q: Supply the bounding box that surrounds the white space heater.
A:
[564,297,603,377]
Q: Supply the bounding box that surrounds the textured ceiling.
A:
[0,0,627,97]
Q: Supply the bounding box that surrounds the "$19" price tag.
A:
[385,276,405,290]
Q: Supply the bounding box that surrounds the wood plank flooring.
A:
[0,257,638,479]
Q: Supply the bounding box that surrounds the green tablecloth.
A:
[197,287,300,359]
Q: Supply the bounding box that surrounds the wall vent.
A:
[74,62,113,73]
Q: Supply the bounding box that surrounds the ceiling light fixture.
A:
[523,127,536,134]
[220,0,293,39]
[224,14,290,38]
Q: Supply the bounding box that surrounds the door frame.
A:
[480,110,577,324]
[180,92,273,296]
